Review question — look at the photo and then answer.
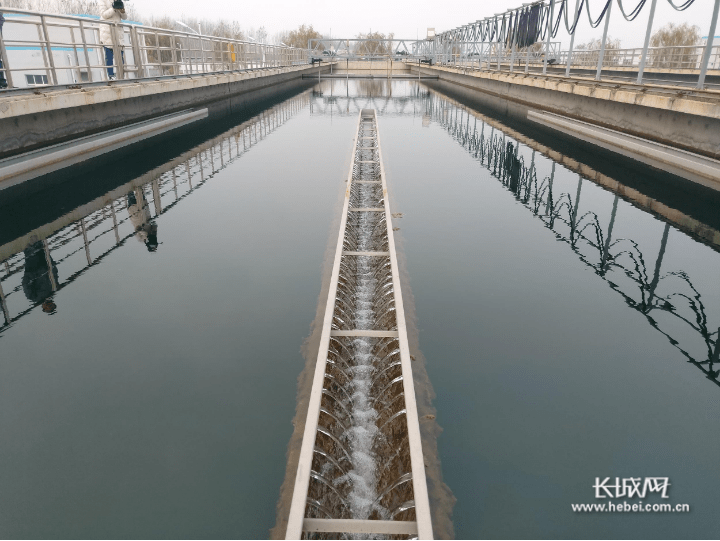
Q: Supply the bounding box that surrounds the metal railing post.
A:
[170,34,179,75]
[111,24,124,79]
[566,0,580,77]
[543,0,555,75]
[697,0,720,89]
[600,194,619,272]
[0,26,14,88]
[80,219,92,265]
[595,0,613,81]
[525,42,530,73]
[153,30,161,75]
[0,278,9,325]
[510,40,517,73]
[78,19,93,82]
[68,25,82,83]
[110,203,120,244]
[130,25,142,78]
[637,0,658,84]
[40,15,59,84]
[42,240,58,292]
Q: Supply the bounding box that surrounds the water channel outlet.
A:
[285,109,432,539]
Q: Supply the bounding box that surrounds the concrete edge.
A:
[409,63,720,119]
[284,110,361,540]
[528,110,720,191]
[0,64,330,119]
[0,109,208,190]
[376,110,434,539]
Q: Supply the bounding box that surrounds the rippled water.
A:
[1,79,719,539]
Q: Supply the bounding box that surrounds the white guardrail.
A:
[0,8,308,89]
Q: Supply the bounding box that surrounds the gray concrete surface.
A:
[409,63,720,161]
[528,110,720,190]
[0,64,332,160]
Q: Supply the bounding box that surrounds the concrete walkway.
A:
[409,63,720,162]
[0,63,332,159]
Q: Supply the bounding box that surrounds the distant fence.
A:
[0,8,308,89]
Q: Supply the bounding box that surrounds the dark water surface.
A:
[1,80,719,539]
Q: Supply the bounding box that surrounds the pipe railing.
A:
[0,8,308,89]
[423,0,719,88]
[429,42,719,77]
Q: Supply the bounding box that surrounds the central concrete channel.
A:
[285,109,432,539]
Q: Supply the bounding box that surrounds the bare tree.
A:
[1,0,251,43]
[354,31,394,57]
[575,36,623,66]
[649,22,701,69]
[278,24,323,49]
[1,0,141,21]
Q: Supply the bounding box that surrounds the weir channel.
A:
[285,109,432,539]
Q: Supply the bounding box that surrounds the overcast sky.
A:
[133,0,716,48]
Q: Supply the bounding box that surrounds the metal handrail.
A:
[422,0,719,88]
[430,42,720,75]
[0,8,308,89]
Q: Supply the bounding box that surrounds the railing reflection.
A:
[309,80,432,117]
[0,92,309,332]
[425,90,720,388]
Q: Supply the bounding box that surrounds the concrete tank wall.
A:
[0,64,332,159]
[409,63,720,161]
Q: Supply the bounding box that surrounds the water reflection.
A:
[309,80,431,117]
[127,187,159,252]
[0,93,309,332]
[424,90,720,389]
[22,240,58,313]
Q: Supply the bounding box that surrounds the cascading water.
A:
[286,110,432,540]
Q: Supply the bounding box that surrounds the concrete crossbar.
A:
[329,330,400,337]
[302,518,418,534]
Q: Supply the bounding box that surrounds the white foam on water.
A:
[334,179,392,534]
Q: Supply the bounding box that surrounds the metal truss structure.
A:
[308,38,423,60]
[422,0,718,88]
[308,83,431,117]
